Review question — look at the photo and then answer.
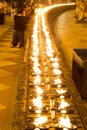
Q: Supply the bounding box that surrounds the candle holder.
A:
[25,124,35,130]
[55,124,77,130]
[42,91,49,99]
[51,77,63,86]
[56,82,67,88]
[55,126,77,130]
[38,125,49,130]
[51,69,62,77]
[70,124,77,130]
[55,115,77,130]
[28,90,48,99]
[25,117,35,130]
[42,106,49,113]
[55,102,74,114]
[27,105,35,113]
[56,106,74,114]
[29,82,34,87]
[50,57,59,63]
[50,62,61,69]
[28,104,49,113]
[55,127,62,130]
[55,89,71,98]
[34,116,49,130]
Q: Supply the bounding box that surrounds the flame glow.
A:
[58,99,69,110]
[56,89,67,95]
[33,96,42,109]
[34,75,41,84]
[59,115,72,128]
[34,116,48,126]
[36,86,43,95]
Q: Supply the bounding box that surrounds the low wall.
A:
[46,4,76,26]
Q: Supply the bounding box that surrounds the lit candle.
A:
[58,99,69,113]
[52,68,62,76]
[34,116,48,127]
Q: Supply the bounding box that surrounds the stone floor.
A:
[0,15,24,130]
[53,9,87,129]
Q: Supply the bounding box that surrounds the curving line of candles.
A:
[26,3,78,130]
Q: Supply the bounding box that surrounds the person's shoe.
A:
[16,43,20,48]
[10,44,14,48]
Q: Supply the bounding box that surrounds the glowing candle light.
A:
[51,62,60,68]
[58,99,69,112]
[53,68,62,76]
[33,60,40,67]
[33,96,43,111]
[56,89,67,95]
[33,66,41,75]
[34,75,41,85]
[34,116,48,127]
[36,86,43,95]
[54,78,62,85]
[59,115,72,129]
[32,50,39,56]
[50,57,58,62]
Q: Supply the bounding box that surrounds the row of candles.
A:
[25,4,80,130]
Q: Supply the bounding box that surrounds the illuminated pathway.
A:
[12,3,86,130]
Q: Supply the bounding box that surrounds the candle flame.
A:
[33,96,42,109]
[58,99,69,110]
[56,89,67,95]
[52,62,59,68]
[34,75,41,84]
[36,86,43,95]
[33,66,41,75]
[54,78,62,85]
[34,116,48,126]
[50,57,58,62]
[53,68,62,75]
[59,115,72,128]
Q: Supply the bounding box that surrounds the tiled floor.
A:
[0,25,23,130]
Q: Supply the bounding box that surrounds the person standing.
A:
[10,8,27,48]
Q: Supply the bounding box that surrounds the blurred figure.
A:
[10,8,27,48]
[0,0,7,24]
[1,0,7,14]
[11,1,17,16]
[23,4,32,22]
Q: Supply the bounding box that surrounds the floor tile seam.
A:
[0,26,13,38]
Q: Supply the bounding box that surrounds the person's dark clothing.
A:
[12,14,26,47]
[14,15,26,31]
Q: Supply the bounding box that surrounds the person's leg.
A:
[10,31,18,47]
[16,31,24,48]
